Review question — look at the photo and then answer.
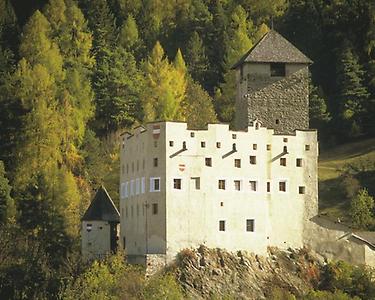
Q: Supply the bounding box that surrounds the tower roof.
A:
[232,30,312,69]
[82,186,120,222]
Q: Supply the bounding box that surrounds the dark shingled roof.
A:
[82,186,120,222]
[232,30,312,69]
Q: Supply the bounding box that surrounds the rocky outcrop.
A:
[169,246,323,299]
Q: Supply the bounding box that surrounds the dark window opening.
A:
[250,156,256,165]
[216,142,221,148]
[153,158,158,167]
[296,158,302,167]
[152,203,158,215]
[201,141,206,148]
[299,186,306,194]
[219,220,226,231]
[205,157,212,167]
[218,180,226,190]
[276,119,280,125]
[267,182,271,192]
[173,178,182,189]
[270,63,286,77]
[234,159,241,168]
[169,141,174,147]
[246,219,255,232]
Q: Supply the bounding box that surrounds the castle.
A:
[82,31,375,268]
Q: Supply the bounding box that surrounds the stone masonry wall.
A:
[241,67,309,134]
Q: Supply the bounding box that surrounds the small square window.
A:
[305,145,310,151]
[169,141,174,147]
[299,186,306,194]
[246,219,255,232]
[234,159,241,168]
[205,157,212,167]
[153,158,158,167]
[192,177,200,190]
[218,180,226,190]
[232,134,237,139]
[250,156,256,165]
[253,144,257,150]
[220,202,224,207]
[219,220,225,231]
[267,182,271,193]
[283,138,288,143]
[152,203,158,215]
[276,119,280,125]
[234,180,241,191]
[279,181,286,192]
[267,144,271,151]
[296,158,302,167]
[249,181,257,191]
[216,142,221,148]
[201,141,206,148]
[280,158,286,166]
[173,178,181,189]
[270,62,286,77]
[190,132,195,137]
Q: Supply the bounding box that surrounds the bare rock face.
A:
[171,246,323,299]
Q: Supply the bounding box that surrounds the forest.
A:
[0,0,374,298]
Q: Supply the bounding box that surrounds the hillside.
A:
[318,138,375,224]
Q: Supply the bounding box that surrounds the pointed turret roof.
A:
[82,186,120,222]
[232,30,312,69]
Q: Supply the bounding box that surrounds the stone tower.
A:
[233,30,312,134]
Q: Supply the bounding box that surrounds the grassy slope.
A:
[318,138,375,222]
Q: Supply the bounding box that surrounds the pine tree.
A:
[185,31,209,86]
[142,41,186,121]
[336,43,369,137]
[183,79,217,129]
[215,5,253,123]
[0,161,15,224]
[118,14,139,51]
[309,82,331,130]
[351,188,374,229]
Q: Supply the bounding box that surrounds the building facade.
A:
[119,30,318,264]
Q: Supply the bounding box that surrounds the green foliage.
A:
[268,287,296,300]
[143,273,184,300]
[309,83,331,130]
[142,41,186,121]
[183,79,217,129]
[0,161,15,224]
[304,290,357,300]
[118,14,140,51]
[350,188,374,229]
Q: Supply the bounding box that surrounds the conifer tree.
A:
[215,5,253,123]
[351,188,374,229]
[142,42,186,121]
[0,161,15,224]
[309,82,331,130]
[118,14,139,51]
[185,31,209,86]
[336,43,369,137]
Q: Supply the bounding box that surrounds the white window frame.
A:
[141,177,145,194]
[150,177,161,192]
[136,178,140,195]
[125,182,129,198]
[130,180,134,196]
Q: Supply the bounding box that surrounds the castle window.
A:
[305,145,310,151]
[130,180,134,196]
[126,164,129,174]
[153,158,158,167]
[173,178,182,190]
[253,144,257,150]
[123,237,126,249]
[190,132,195,137]
[218,180,226,190]
[201,141,206,148]
[234,180,241,191]
[150,177,160,192]
[154,141,158,148]
[142,159,145,169]
[219,220,226,231]
[283,146,288,153]
[299,186,306,194]
[125,181,129,198]
[234,159,241,168]
[169,141,174,147]
[141,177,145,193]
[126,206,128,217]
[280,158,286,166]
[267,182,271,193]
[136,160,139,171]
[131,206,133,217]
[275,119,280,125]
[296,158,303,167]
[279,181,287,192]
[132,162,134,172]
[205,157,212,167]
[283,138,288,143]
[250,156,257,165]
[220,202,224,207]
[136,178,140,195]
[183,141,187,149]
[137,204,139,216]
[270,62,286,77]
[232,134,237,139]
[267,144,271,151]
[249,181,257,191]
[246,219,255,232]
[216,142,221,148]
[152,203,158,215]
[233,143,237,151]
[191,177,200,190]
[121,164,125,175]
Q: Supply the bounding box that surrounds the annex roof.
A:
[82,186,120,222]
[232,30,312,69]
